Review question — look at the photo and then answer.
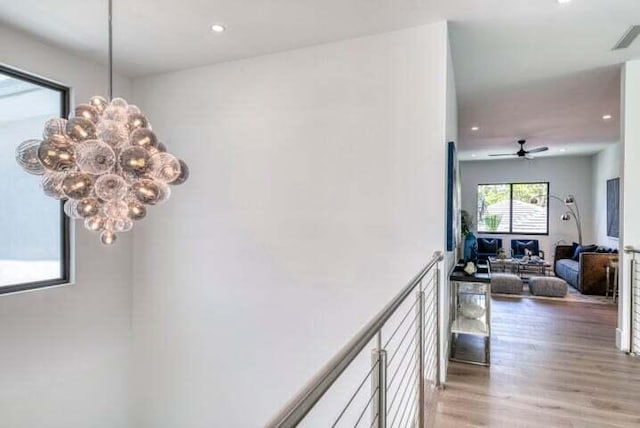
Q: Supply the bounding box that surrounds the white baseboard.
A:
[616,328,623,350]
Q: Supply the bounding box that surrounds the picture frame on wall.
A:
[607,177,620,238]
[446,141,460,251]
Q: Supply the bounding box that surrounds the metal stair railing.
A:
[266,251,444,428]
[624,246,640,356]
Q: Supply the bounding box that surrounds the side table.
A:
[606,260,619,303]
[449,263,491,366]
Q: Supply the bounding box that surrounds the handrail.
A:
[266,251,444,428]
[625,246,639,356]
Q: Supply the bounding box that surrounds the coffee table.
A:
[488,257,551,278]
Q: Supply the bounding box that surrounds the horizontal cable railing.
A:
[624,246,640,356]
[267,251,444,428]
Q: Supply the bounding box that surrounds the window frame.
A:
[476,181,550,236]
[0,64,71,295]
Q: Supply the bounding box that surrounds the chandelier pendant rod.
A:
[108,0,113,101]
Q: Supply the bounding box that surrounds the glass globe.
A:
[171,159,190,185]
[64,199,81,219]
[95,174,128,201]
[40,172,66,199]
[148,152,181,183]
[89,96,108,114]
[130,128,158,149]
[110,97,129,109]
[100,230,117,245]
[112,217,133,232]
[66,117,97,142]
[97,119,129,148]
[119,146,150,175]
[77,140,116,174]
[127,105,141,116]
[85,215,106,232]
[75,103,99,123]
[155,181,171,204]
[126,198,147,220]
[128,113,148,131]
[104,199,129,219]
[76,197,101,218]
[43,118,68,139]
[16,139,45,175]
[62,172,94,200]
[131,178,161,205]
[103,105,128,122]
[46,133,72,148]
[38,139,75,171]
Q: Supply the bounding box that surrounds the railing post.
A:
[417,284,425,427]
[371,346,387,428]
[436,262,441,387]
[631,258,636,355]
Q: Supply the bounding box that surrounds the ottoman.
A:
[529,276,568,297]
[491,273,523,294]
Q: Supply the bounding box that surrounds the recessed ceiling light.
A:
[210,24,226,33]
[602,114,612,120]
[471,154,477,157]
[560,148,566,152]
[471,126,479,131]
[557,0,572,4]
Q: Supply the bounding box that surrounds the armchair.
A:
[511,239,544,259]
[477,238,502,262]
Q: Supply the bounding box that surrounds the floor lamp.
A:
[531,194,583,245]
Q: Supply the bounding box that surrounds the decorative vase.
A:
[464,232,478,263]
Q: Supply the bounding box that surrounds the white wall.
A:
[460,156,594,264]
[131,23,450,427]
[441,32,458,383]
[0,26,133,428]
[592,144,622,249]
[619,60,640,351]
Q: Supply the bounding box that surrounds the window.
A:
[0,66,70,294]
[477,182,549,235]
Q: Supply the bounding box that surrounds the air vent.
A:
[613,25,640,50]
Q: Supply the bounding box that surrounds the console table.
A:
[449,263,491,366]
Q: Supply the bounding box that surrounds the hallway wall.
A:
[0,25,133,428]
[591,143,622,250]
[131,23,451,427]
[620,60,640,352]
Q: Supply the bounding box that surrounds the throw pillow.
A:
[570,242,580,258]
[573,244,598,261]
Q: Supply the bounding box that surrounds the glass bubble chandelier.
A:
[15,0,188,245]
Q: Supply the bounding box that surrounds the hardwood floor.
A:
[434,297,640,428]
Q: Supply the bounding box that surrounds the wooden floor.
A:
[434,297,640,428]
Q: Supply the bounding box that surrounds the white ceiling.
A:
[1,0,639,158]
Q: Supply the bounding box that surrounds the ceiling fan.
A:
[489,139,549,159]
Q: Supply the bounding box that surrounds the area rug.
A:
[493,284,614,305]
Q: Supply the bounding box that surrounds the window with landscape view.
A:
[0,66,70,294]
[477,182,549,235]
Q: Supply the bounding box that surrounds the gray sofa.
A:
[554,245,616,295]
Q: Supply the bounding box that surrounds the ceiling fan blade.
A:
[489,153,516,157]
[527,146,549,153]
